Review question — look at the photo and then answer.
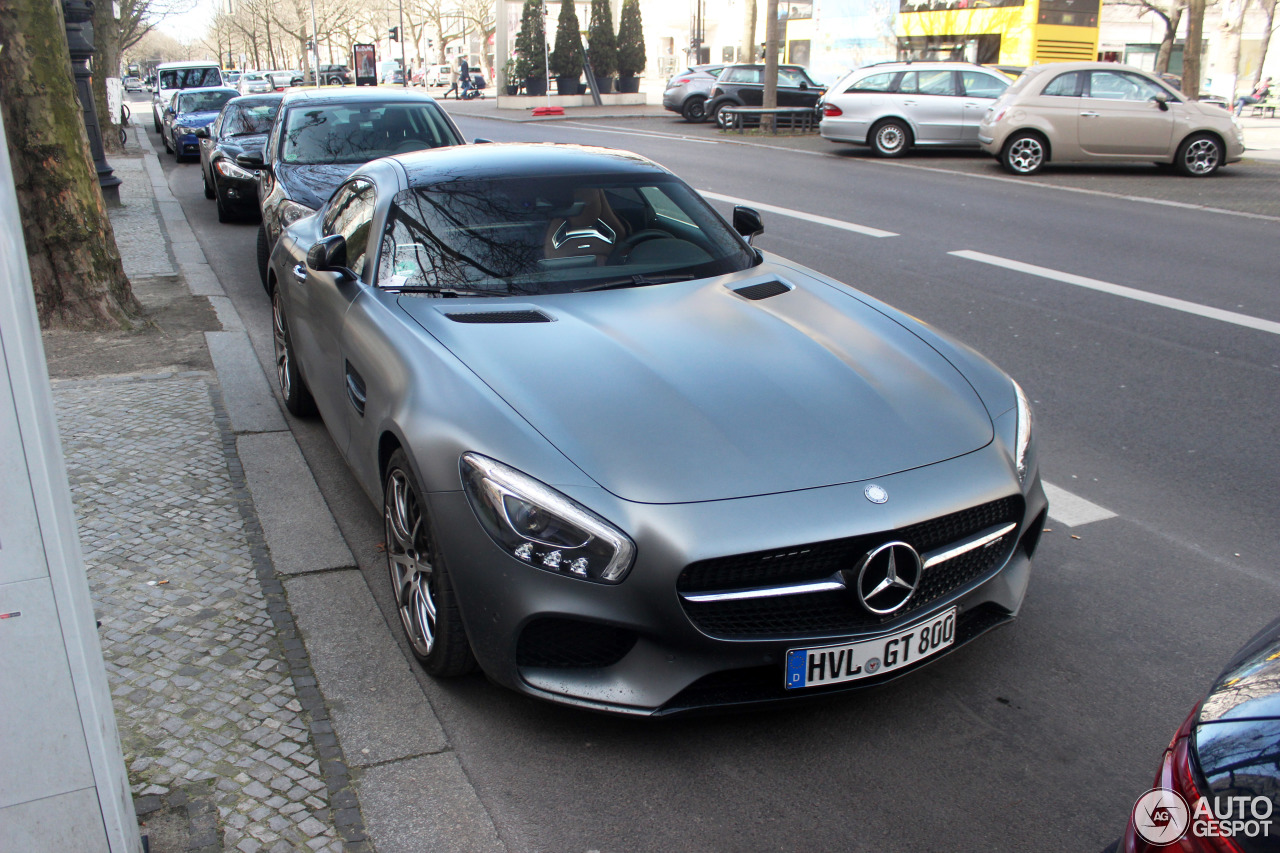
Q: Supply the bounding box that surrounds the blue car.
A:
[162,87,239,161]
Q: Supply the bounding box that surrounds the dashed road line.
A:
[1043,482,1117,528]
[698,190,899,238]
[950,249,1280,336]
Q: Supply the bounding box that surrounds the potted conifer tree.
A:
[587,0,617,94]
[616,0,645,94]
[514,0,547,97]
[549,0,583,95]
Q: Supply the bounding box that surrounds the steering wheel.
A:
[611,229,672,263]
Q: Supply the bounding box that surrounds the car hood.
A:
[398,266,995,504]
[274,163,359,210]
[216,133,269,159]
[175,110,220,128]
[1199,615,1280,725]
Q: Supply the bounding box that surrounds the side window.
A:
[777,68,805,87]
[321,180,377,277]
[1041,72,1081,97]
[1087,71,1166,101]
[917,70,957,96]
[897,71,918,94]
[212,107,232,138]
[847,72,895,93]
[960,71,1008,99]
[723,67,761,84]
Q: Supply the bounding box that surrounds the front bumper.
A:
[430,442,1047,716]
[215,171,261,212]
[175,133,202,156]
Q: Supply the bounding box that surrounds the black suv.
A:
[707,64,825,128]
[312,64,352,85]
[237,87,465,286]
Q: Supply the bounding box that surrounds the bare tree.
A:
[1105,0,1188,73]
[0,0,142,329]
[1254,0,1277,86]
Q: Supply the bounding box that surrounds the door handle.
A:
[291,264,307,283]
[1080,111,1100,118]
[902,99,917,106]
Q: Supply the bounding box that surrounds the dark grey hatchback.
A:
[266,143,1046,716]
[239,87,464,285]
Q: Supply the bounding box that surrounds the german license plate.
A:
[785,608,957,689]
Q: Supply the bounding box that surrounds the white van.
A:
[151,61,223,132]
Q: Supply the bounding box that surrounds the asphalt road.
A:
[143,94,1280,852]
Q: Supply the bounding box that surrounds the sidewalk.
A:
[48,131,368,852]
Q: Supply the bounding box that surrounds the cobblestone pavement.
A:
[108,156,178,280]
[54,373,345,853]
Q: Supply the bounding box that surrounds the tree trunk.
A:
[1183,0,1205,99]
[1254,0,1277,88]
[93,0,123,154]
[0,0,141,330]
[1154,4,1184,74]
[740,0,756,64]
[761,0,779,131]
[1219,0,1248,103]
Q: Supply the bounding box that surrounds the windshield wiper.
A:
[388,284,503,298]
[573,273,694,293]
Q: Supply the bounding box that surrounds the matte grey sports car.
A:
[266,143,1047,716]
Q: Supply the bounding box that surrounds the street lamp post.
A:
[62,0,121,207]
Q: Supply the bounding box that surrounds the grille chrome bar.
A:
[678,521,1018,604]
[921,522,1017,569]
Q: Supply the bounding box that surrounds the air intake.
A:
[732,280,792,301]
[445,310,553,324]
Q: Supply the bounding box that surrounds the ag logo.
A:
[1132,788,1190,845]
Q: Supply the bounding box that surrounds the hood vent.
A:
[732,280,792,301]
[445,310,553,324]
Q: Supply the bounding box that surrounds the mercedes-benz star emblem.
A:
[864,485,888,504]
[850,541,922,615]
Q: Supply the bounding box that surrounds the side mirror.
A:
[195,127,210,139]
[306,235,358,280]
[236,148,266,169]
[1154,92,1170,111]
[799,81,809,90]
[473,137,494,144]
[732,206,764,245]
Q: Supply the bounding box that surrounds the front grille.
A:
[516,618,637,669]
[678,496,1023,638]
[659,604,1012,713]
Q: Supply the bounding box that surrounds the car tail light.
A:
[822,103,843,117]
[1122,704,1245,853]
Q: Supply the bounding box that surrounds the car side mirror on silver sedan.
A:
[1154,92,1170,111]
[306,235,359,280]
[732,206,764,245]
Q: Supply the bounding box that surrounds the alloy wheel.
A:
[385,468,437,658]
[1181,137,1220,176]
[271,291,292,401]
[1005,136,1045,175]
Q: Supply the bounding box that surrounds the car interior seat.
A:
[543,188,629,266]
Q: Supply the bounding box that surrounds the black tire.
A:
[384,449,477,676]
[203,167,215,199]
[1175,132,1223,177]
[270,287,316,417]
[162,131,172,153]
[256,223,271,288]
[682,95,708,123]
[1001,131,1048,176]
[714,101,737,129]
[869,119,912,157]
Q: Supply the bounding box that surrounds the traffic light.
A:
[389,26,399,42]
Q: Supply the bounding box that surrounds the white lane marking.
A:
[699,191,899,238]
[1043,482,1117,527]
[951,250,1280,336]
[556,122,719,144]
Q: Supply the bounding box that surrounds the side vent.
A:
[732,280,792,301]
[445,310,553,324]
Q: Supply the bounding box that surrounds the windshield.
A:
[280,102,455,165]
[224,102,278,135]
[375,174,757,296]
[159,68,221,90]
[178,91,236,113]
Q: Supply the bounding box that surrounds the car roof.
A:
[225,93,283,106]
[176,87,240,98]
[389,143,670,186]
[1020,60,1154,76]
[157,60,220,69]
[278,87,442,107]
[856,60,995,71]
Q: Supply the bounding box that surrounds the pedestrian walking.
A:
[1234,76,1272,116]
[459,57,472,99]
[443,64,459,99]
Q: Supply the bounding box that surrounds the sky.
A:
[156,0,218,42]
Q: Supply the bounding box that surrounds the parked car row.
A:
[664,59,1244,177]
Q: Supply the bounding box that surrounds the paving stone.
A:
[55,374,344,852]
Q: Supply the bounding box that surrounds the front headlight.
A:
[1013,380,1033,483]
[461,453,636,584]
[175,125,198,135]
[215,159,255,180]
[278,199,316,228]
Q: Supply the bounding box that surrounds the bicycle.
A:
[119,102,131,146]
